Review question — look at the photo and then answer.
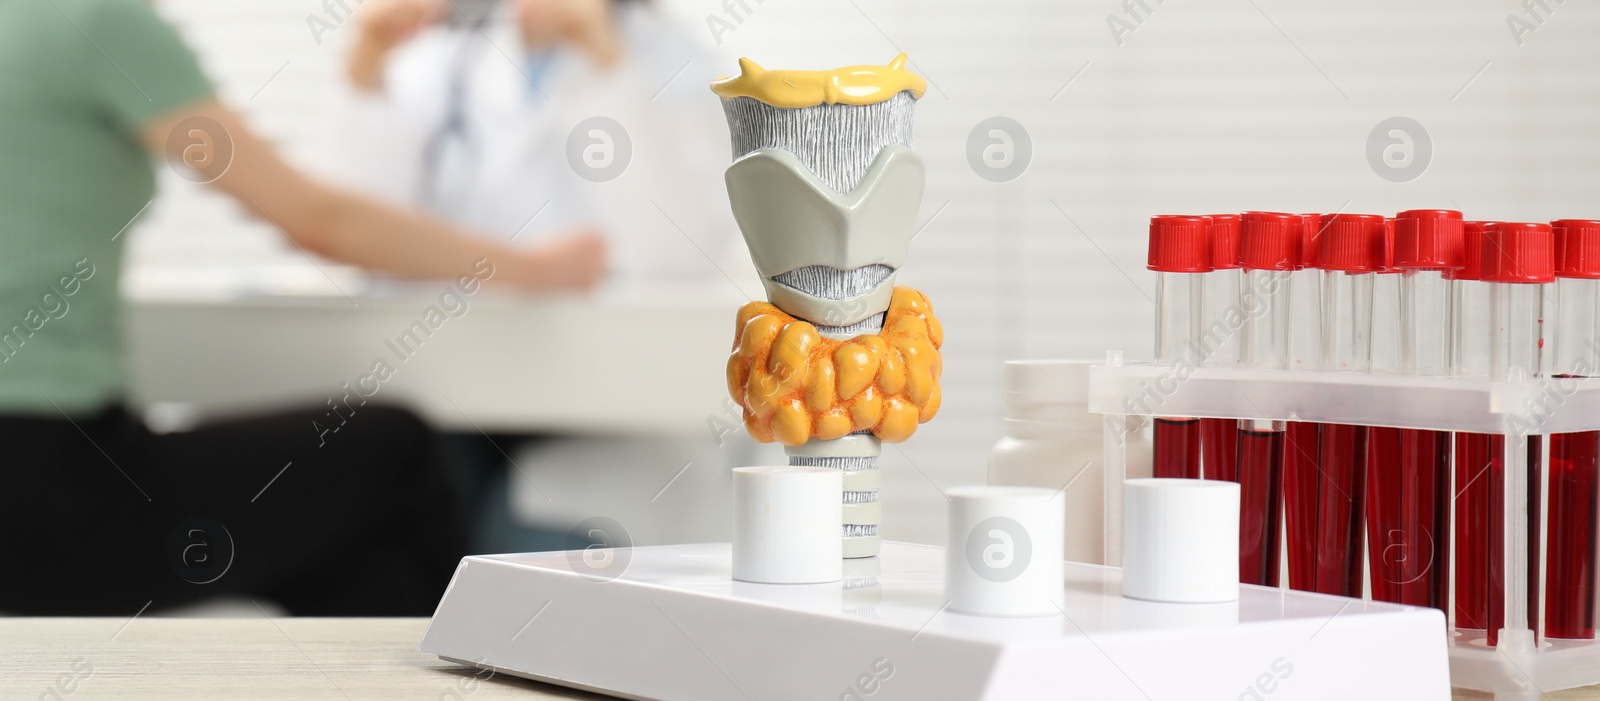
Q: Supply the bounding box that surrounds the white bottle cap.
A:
[1121,478,1240,603]
[732,466,843,584]
[1002,360,1096,423]
[944,486,1064,617]
[1001,359,1093,403]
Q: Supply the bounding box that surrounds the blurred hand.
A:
[513,229,608,292]
[513,0,620,67]
[348,0,445,91]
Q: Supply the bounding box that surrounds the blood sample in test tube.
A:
[1236,211,1297,586]
[1304,213,1385,597]
[1283,213,1325,591]
[1201,214,1242,483]
[1148,215,1212,480]
[1383,209,1464,609]
[1479,222,1555,644]
[1367,217,1405,603]
[1545,218,1600,640]
[1450,220,1498,634]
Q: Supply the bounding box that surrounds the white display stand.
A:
[1088,357,1600,700]
[421,542,1448,701]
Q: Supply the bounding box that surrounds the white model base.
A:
[420,542,1450,701]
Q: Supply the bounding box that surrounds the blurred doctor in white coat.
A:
[328,0,758,552]
[331,0,741,283]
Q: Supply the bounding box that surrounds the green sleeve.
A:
[80,0,213,129]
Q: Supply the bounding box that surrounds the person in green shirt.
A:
[0,0,605,615]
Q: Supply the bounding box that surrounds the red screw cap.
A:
[1147,215,1213,273]
[1481,222,1555,284]
[1238,211,1298,271]
[1208,214,1241,270]
[1316,214,1385,272]
[1392,209,1464,270]
[1297,214,1320,269]
[1447,221,1495,281]
[1553,219,1600,279]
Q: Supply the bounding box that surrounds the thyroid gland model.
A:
[715,55,943,559]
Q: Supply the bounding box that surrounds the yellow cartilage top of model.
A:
[710,53,926,108]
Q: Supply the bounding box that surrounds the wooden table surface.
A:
[1,617,1595,700]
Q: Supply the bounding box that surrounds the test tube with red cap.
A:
[1148,215,1211,479]
[1201,214,1243,483]
[1451,222,1496,379]
[1451,220,1498,634]
[1378,208,1464,608]
[1290,213,1325,371]
[1301,213,1386,596]
[1481,222,1554,644]
[1236,211,1296,586]
[1366,216,1406,602]
[1321,214,1387,372]
[1282,213,1325,591]
[1546,218,1600,640]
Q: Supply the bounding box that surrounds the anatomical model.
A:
[716,55,942,558]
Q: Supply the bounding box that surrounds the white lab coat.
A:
[317,8,765,546]
[324,4,742,283]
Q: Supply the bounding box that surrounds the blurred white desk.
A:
[124,273,769,546]
[125,276,744,434]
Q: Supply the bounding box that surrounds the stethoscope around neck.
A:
[416,18,557,211]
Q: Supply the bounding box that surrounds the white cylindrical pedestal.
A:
[732,466,843,584]
[1122,478,1240,603]
[944,486,1064,617]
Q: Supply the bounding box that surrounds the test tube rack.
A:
[420,541,1446,700]
[1090,354,1600,700]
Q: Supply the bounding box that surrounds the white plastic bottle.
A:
[988,360,1149,564]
